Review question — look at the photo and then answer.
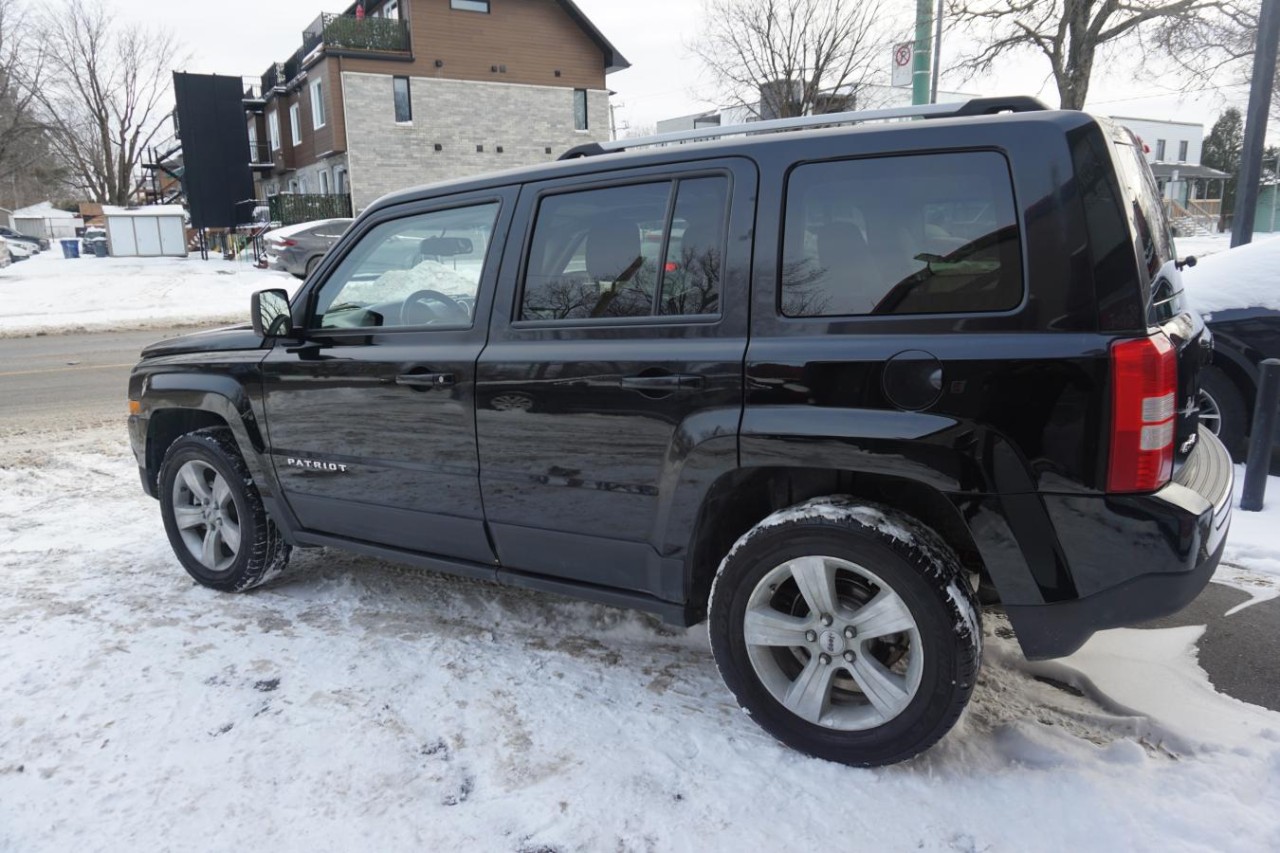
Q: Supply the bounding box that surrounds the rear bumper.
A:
[1005,430,1233,659]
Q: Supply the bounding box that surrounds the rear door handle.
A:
[620,373,705,391]
[396,372,456,388]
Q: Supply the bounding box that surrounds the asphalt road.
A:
[0,326,198,437]
[3,326,1278,714]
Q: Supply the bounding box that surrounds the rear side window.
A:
[521,176,729,321]
[781,151,1023,317]
[1111,138,1174,282]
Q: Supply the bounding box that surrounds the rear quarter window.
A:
[780,151,1023,317]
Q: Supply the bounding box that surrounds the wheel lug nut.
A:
[844,626,856,639]
[805,630,817,642]
[819,653,831,665]
[820,614,833,627]
[843,651,855,663]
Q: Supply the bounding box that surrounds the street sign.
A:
[892,42,913,87]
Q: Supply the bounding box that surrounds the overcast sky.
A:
[105,0,1256,137]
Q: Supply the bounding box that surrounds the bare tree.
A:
[691,0,887,119]
[0,0,55,189]
[35,0,183,204]
[947,0,1254,110]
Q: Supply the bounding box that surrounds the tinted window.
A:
[1112,138,1174,282]
[781,152,1023,317]
[521,176,729,321]
[312,203,498,330]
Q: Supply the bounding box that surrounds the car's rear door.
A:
[475,158,756,602]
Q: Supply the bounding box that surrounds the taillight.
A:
[271,238,297,248]
[1108,333,1177,492]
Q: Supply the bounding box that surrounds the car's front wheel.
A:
[708,497,982,766]
[158,427,290,591]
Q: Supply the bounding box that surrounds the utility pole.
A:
[912,0,932,106]
[930,0,944,103]
[1231,0,1280,247]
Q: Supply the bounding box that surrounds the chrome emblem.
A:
[286,457,349,473]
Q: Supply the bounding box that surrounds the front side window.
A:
[311,79,326,129]
[312,202,500,330]
[781,151,1023,317]
[393,76,412,123]
[451,0,489,11]
[289,103,301,146]
[268,110,281,152]
[573,89,588,131]
[521,176,729,321]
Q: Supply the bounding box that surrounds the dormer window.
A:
[451,0,490,12]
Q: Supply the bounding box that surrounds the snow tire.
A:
[708,497,982,767]
[159,426,291,592]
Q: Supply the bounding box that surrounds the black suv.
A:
[128,98,1232,766]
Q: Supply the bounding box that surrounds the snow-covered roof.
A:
[13,201,78,219]
[101,205,187,218]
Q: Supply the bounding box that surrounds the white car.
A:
[6,239,34,261]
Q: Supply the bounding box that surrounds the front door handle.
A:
[620,373,705,391]
[396,372,456,388]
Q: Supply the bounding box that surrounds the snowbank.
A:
[0,250,299,337]
[1181,233,1280,314]
[1,430,1279,850]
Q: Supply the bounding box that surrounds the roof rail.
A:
[560,96,1050,160]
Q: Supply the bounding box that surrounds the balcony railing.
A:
[304,13,411,54]
[259,12,410,100]
[261,62,286,94]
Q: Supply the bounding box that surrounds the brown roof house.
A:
[244,0,628,212]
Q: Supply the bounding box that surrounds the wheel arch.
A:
[683,466,987,622]
[1208,350,1258,428]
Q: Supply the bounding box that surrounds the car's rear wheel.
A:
[304,256,320,279]
[1199,365,1247,460]
[708,497,981,766]
[159,427,290,591]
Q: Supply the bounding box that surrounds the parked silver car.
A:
[264,218,352,279]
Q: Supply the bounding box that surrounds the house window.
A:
[573,89,588,131]
[299,176,309,194]
[451,0,490,11]
[248,122,259,162]
[268,110,281,152]
[288,179,299,193]
[1155,139,1166,161]
[1178,140,1189,163]
[320,170,331,194]
[393,76,412,123]
[289,103,302,146]
[382,0,400,17]
[335,167,348,194]
[311,79,326,130]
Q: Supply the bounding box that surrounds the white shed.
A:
[102,205,188,257]
[12,201,83,240]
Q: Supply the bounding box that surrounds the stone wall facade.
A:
[341,72,610,211]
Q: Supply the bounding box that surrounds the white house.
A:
[13,201,83,240]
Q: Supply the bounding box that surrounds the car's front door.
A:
[260,190,515,565]
[475,159,756,601]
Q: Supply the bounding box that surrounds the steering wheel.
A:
[398,289,471,326]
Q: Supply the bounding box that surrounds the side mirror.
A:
[251,288,294,338]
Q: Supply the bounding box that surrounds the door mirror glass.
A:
[252,288,293,338]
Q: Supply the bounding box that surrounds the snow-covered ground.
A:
[1175,232,1234,260]
[1,427,1279,851]
[0,250,298,337]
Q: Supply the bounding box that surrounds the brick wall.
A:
[341,71,610,211]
